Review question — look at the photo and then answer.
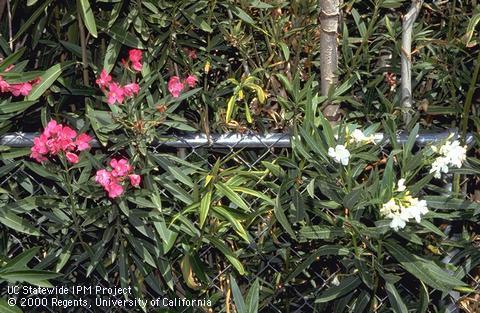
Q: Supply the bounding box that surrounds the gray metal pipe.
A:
[0,130,474,149]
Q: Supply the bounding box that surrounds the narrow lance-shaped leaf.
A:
[77,0,98,38]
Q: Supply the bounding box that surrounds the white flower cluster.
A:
[350,129,375,144]
[328,128,378,166]
[328,145,350,165]
[380,180,428,231]
[429,140,467,178]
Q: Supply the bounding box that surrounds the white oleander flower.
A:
[350,129,376,144]
[380,198,400,218]
[390,214,407,231]
[430,156,450,178]
[397,179,406,192]
[328,145,350,166]
[351,129,368,142]
[380,195,428,231]
[404,198,428,223]
[430,140,467,178]
[440,140,467,168]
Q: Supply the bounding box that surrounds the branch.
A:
[319,0,340,122]
[401,0,423,125]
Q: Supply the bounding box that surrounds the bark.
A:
[401,0,423,124]
[319,0,340,121]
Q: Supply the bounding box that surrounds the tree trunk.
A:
[401,0,423,125]
[320,0,340,121]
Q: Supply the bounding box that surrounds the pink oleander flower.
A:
[95,158,141,198]
[0,76,10,93]
[110,158,132,177]
[30,135,49,163]
[168,76,184,98]
[129,174,141,187]
[128,49,143,72]
[66,152,79,164]
[9,82,32,96]
[96,69,112,89]
[185,75,197,88]
[95,169,112,187]
[30,150,48,163]
[123,83,140,97]
[30,119,92,164]
[107,82,125,105]
[75,133,92,151]
[105,181,124,198]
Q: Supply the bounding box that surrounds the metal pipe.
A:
[0,130,474,149]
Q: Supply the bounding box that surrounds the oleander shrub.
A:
[0,1,479,312]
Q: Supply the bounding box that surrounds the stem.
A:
[319,0,340,121]
[446,0,456,42]
[460,48,480,141]
[401,0,423,125]
[77,10,89,85]
[6,0,12,50]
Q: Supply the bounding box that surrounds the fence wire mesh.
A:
[0,132,476,312]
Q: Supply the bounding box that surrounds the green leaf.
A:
[97,20,145,49]
[208,236,245,275]
[385,283,408,313]
[226,95,236,123]
[381,156,394,200]
[77,0,98,37]
[213,206,250,242]
[103,40,121,73]
[404,123,419,155]
[0,101,37,114]
[384,240,468,292]
[3,247,40,271]
[26,63,69,101]
[381,0,406,9]
[299,226,345,240]
[315,275,362,303]
[229,6,255,24]
[13,0,54,41]
[278,42,290,61]
[0,210,40,236]
[286,245,350,282]
[215,182,250,211]
[246,278,259,313]
[199,190,212,228]
[181,10,213,33]
[274,187,296,239]
[0,270,61,283]
[86,103,108,146]
[425,196,480,211]
[463,12,480,46]
[418,281,429,313]
[0,48,26,72]
[24,161,60,181]
[230,275,246,313]
[231,186,274,205]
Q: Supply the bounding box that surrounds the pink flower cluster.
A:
[167,75,197,98]
[96,70,139,105]
[95,158,141,198]
[0,68,40,97]
[30,120,92,163]
[122,49,143,72]
[96,49,143,105]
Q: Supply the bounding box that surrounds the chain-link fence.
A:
[1,131,478,312]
